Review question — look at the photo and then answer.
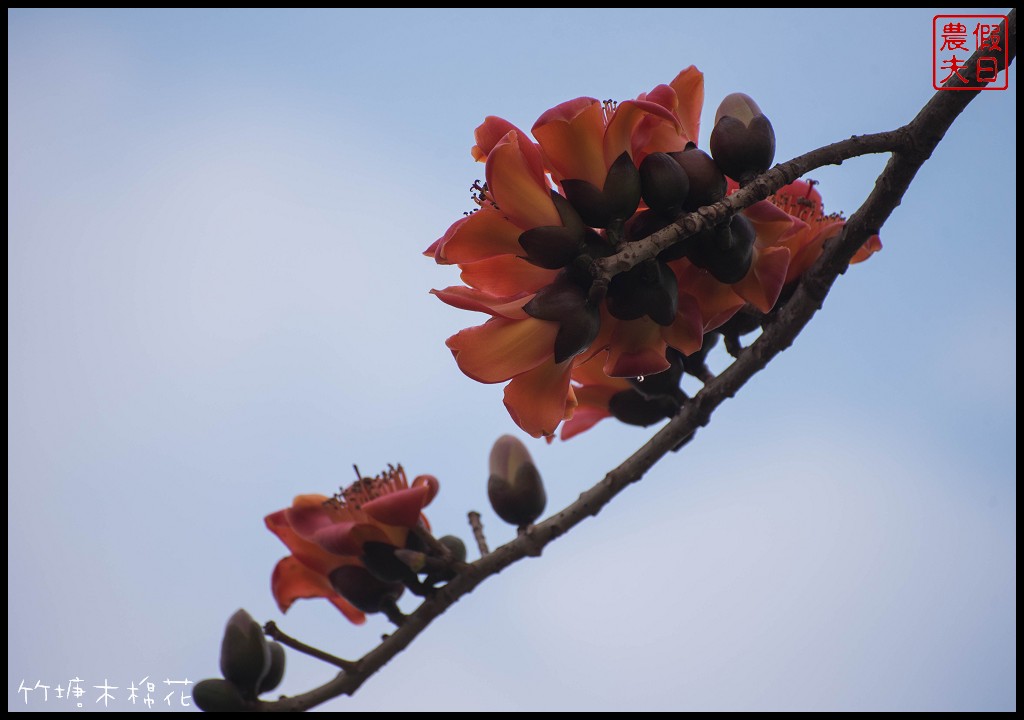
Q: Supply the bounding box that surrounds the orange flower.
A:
[768,179,881,284]
[265,465,439,623]
[428,68,801,439]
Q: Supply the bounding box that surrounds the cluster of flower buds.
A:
[193,609,285,711]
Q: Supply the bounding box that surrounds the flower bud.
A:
[219,609,270,697]
[561,152,641,228]
[606,259,678,326]
[523,275,600,363]
[439,535,468,563]
[639,152,690,215]
[670,145,726,211]
[517,192,586,269]
[362,541,418,584]
[709,93,776,184]
[257,642,286,695]
[193,678,248,712]
[329,565,404,614]
[608,388,681,427]
[488,435,546,526]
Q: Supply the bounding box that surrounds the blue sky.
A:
[8,8,1016,712]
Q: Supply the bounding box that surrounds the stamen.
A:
[330,463,410,511]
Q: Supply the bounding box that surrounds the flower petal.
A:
[431,286,533,320]
[473,117,545,186]
[431,206,525,265]
[661,291,705,356]
[446,316,559,384]
[266,507,347,577]
[852,233,882,264]
[503,358,576,438]
[604,99,680,168]
[532,97,607,187]
[668,66,705,146]
[459,254,558,295]
[486,131,561,230]
[363,484,433,528]
[732,245,791,313]
[676,261,746,332]
[271,556,365,624]
[312,521,396,556]
[604,318,671,378]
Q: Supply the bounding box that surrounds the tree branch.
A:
[256,10,1014,711]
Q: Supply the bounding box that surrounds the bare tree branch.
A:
[254,10,1014,712]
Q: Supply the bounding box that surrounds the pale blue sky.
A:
[8,8,1016,711]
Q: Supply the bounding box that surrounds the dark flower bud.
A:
[517,192,586,269]
[219,609,270,697]
[602,151,643,222]
[605,259,679,326]
[608,388,681,427]
[524,275,600,363]
[671,145,727,211]
[439,535,468,563]
[561,152,641,228]
[694,214,756,284]
[640,152,690,215]
[329,565,404,614]
[361,541,418,584]
[560,178,607,228]
[257,642,286,695]
[193,678,248,712]
[709,93,776,184]
[488,435,546,526]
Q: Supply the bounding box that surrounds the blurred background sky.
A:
[8,8,1016,712]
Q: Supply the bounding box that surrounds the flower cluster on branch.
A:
[427,68,880,439]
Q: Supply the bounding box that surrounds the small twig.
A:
[263,621,358,672]
[467,511,489,556]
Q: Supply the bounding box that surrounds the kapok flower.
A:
[768,179,881,284]
[265,465,439,623]
[428,68,800,439]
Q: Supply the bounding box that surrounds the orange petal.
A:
[412,474,440,505]
[532,97,607,187]
[270,556,365,624]
[282,494,338,541]
[266,515,346,578]
[661,291,705,356]
[559,375,625,440]
[852,233,882,264]
[746,199,802,248]
[604,318,670,378]
[503,358,576,438]
[473,116,546,186]
[571,352,632,389]
[431,286,532,320]
[668,66,705,145]
[459,254,558,295]
[312,521,392,556]
[676,261,746,332]
[486,131,561,230]
[732,245,791,313]
[446,316,558,384]
[363,485,432,528]
[604,99,680,168]
[432,206,525,264]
